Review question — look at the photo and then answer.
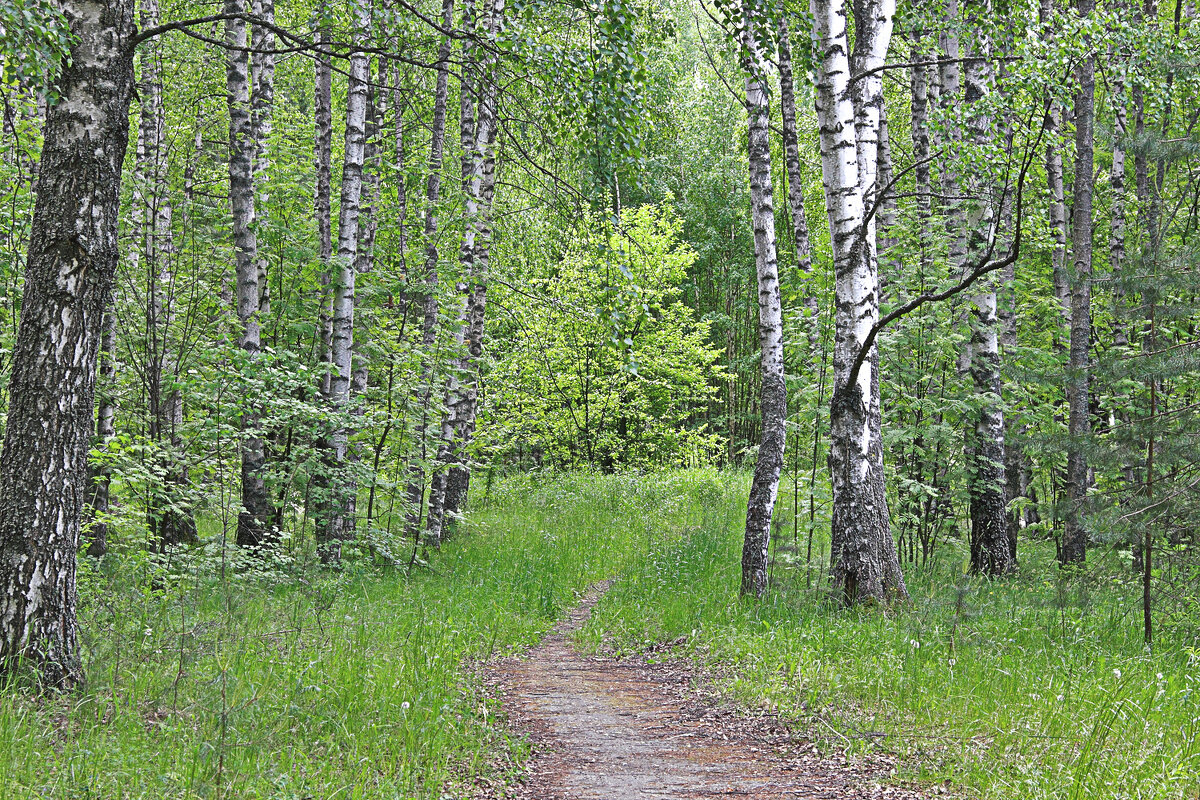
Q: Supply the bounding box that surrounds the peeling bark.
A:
[0,0,137,688]
[811,0,907,604]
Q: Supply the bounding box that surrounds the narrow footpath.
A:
[478,581,926,799]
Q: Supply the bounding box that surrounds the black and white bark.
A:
[1041,0,1071,324]
[403,0,455,544]
[427,0,505,543]
[776,16,816,329]
[225,0,275,547]
[315,26,333,398]
[735,2,787,599]
[0,0,137,688]
[318,0,372,561]
[910,33,934,279]
[812,0,907,604]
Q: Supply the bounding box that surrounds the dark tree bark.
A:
[85,308,118,558]
[1061,0,1096,565]
[0,0,137,689]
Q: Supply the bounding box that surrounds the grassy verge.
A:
[0,470,727,799]
[570,473,1200,800]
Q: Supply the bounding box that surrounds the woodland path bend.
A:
[479,581,926,800]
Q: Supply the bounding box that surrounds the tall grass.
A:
[0,469,732,799]
[6,468,1193,799]
[572,473,1200,800]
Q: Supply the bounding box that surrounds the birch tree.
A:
[960,0,1013,575]
[811,0,907,603]
[427,0,505,543]
[0,0,137,688]
[735,0,786,599]
[225,0,275,547]
[318,0,372,560]
[404,0,455,543]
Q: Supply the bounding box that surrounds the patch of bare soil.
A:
[476,581,927,800]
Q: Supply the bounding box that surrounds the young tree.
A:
[736,0,786,599]
[1061,0,1095,564]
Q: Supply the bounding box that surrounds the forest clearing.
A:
[1,0,1198,796]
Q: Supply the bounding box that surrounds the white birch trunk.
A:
[959,2,1012,575]
[811,0,907,604]
[0,0,137,688]
[428,0,506,543]
[404,0,455,543]
[225,0,275,547]
[318,0,372,560]
[736,3,786,598]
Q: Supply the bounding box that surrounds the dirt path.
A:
[478,581,926,800]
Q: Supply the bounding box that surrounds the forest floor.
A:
[477,580,925,800]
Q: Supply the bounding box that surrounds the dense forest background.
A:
[1,0,1199,795]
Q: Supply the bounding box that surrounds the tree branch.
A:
[841,97,1052,394]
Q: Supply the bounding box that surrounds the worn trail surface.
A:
[479,581,925,800]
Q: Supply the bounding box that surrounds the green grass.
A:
[5,468,1196,800]
[0,470,731,799]
[571,473,1200,800]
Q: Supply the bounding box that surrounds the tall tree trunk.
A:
[251,0,275,321]
[445,0,503,520]
[1061,0,1096,565]
[315,27,333,398]
[226,0,275,547]
[428,0,505,540]
[350,63,384,524]
[404,0,455,545]
[812,0,907,604]
[910,33,934,281]
[776,16,816,329]
[318,0,372,561]
[0,0,136,689]
[961,0,1013,576]
[1041,0,1072,324]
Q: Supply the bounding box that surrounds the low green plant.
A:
[576,476,1200,800]
[0,469,735,799]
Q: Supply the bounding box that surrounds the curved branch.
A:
[841,96,1052,394]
